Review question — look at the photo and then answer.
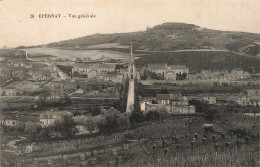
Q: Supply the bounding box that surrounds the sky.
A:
[0,0,259,47]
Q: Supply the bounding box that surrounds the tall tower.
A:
[126,43,135,113]
[129,43,135,80]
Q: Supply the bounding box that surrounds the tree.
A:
[25,122,42,141]
[84,117,98,134]
[117,114,130,128]
[53,116,78,138]
[39,126,52,139]
[73,71,80,77]
[157,107,169,119]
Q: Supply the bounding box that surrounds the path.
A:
[26,51,68,80]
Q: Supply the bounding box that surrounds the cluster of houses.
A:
[187,69,251,81]
[1,110,71,128]
[140,93,196,114]
[145,64,189,80]
[2,81,45,96]
[140,63,252,82]
[72,62,125,82]
[139,89,259,115]
[1,114,39,128]
[187,89,260,107]
[1,59,58,82]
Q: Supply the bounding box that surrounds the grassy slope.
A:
[135,51,260,72]
[43,23,260,56]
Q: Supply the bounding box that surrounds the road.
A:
[26,51,68,80]
[126,80,135,112]
[136,48,229,53]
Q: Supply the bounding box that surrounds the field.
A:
[135,51,260,73]
[1,114,259,167]
[22,48,129,60]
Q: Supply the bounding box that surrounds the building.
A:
[72,62,116,76]
[156,94,170,104]
[4,87,16,96]
[140,99,152,111]
[144,103,195,114]
[126,43,135,113]
[156,94,188,105]
[147,64,168,75]
[141,94,195,114]
[1,115,17,127]
[237,94,250,106]
[74,88,84,94]
[39,111,71,127]
[104,73,123,83]
[167,65,189,74]
[227,94,251,106]
[203,95,216,104]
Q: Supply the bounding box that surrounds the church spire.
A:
[130,42,134,64]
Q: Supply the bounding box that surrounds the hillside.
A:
[40,22,260,56]
[135,51,260,73]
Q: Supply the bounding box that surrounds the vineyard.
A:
[1,114,259,166]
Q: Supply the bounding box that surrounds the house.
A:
[167,65,189,74]
[143,93,195,114]
[74,88,84,94]
[231,68,244,75]
[174,105,196,114]
[39,111,71,127]
[4,87,16,96]
[72,62,116,75]
[246,89,260,96]
[1,115,18,127]
[203,124,214,133]
[36,75,49,81]
[237,94,250,106]
[203,95,216,104]
[227,94,250,106]
[144,103,195,114]
[12,70,25,79]
[156,94,170,104]
[147,64,189,76]
[140,99,152,111]
[147,64,168,75]
[104,73,123,83]
[231,68,244,79]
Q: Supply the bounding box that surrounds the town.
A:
[0,41,259,166]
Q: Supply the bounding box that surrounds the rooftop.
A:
[148,64,167,70]
[156,94,170,100]
[39,111,71,118]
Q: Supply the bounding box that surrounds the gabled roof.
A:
[156,94,170,100]
[73,63,116,69]
[232,68,243,72]
[148,64,167,70]
[39,111,71,118]
[168,65,188,69]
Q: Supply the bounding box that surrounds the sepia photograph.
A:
[0,0,259,166]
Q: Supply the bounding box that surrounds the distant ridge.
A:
[17,22,260,56]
